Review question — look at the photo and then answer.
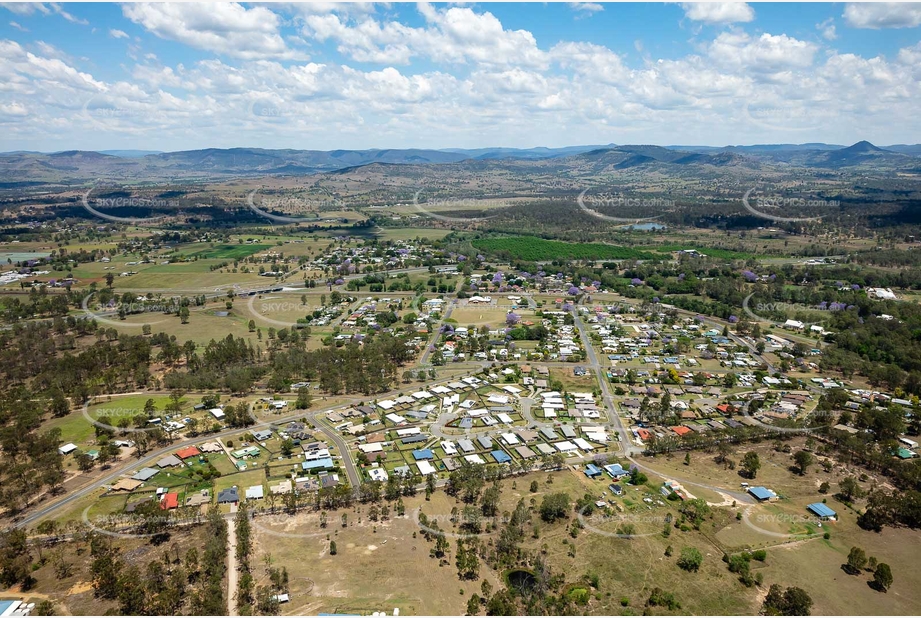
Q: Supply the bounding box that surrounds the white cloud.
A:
[288,2,381,16]
[50,3,88,25]
[302,5,548,68]
[844,3,921,29]
[0,101,29,118]
[682,2,755,24]
[0,3,50,16]
[569,3,604,14]
[1,2,86,24]
[9,20,26,31]
[817,18,837,41]
[109,29,129,39]
[3,4,921,150]
[123,2,306,60]
[708,31,817,75]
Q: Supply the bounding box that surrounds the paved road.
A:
[306,415,360,488]
[418,299,454,366]
[572,309,639,454]
[10,382,436,531]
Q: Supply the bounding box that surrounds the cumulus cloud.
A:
[682,2,755,24]
[123,2,306,60]
[0,3,51,16]
[844,3,921,28]
[1,2,86,24]
[109,28,128,39]
[2,4,921,150]
[303,5,548,68]
[817,18,838,40]
[707,31,817,75]
[569,3,604,14]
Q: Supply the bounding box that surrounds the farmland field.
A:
[188,244,273,259]
[472,237,656,261]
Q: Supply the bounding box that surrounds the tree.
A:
[763,585,813,616]
[837,476,865,502]
[529,480,538,493]
[466,594,481,616]
[480,483,500,517]
[873,563,893,592]
[677,547,703,572]
[793,450,813,475]
[539,492,570,523]
[295,387,312,410]
[485,590,517,615]
[329,541,337,555]
[846,546,867,574]
[740,451,761,479]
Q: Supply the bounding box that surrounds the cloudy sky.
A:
[2,2,921,152]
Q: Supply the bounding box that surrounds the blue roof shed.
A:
[748,486,777,501]
[807,502,837,518]
[584,464,602,477]
[603,463,629,478]
[301,457,335,471]
[491,450,511,463]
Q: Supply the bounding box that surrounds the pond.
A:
[504,568,537,594]
[621,222,666,231]
[0,251,51,262]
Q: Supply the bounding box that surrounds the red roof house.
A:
[176,446,201,459]
[160,492,179,510]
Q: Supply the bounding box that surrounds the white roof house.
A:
[869,287,897,300]
[210,408,225,419]
[368,467,388,482]
[417,460,437,475]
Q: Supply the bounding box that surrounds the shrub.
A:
[677,547,703,572]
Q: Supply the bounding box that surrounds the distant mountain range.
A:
[0,141,918,185]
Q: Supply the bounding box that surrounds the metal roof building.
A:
[807,502,837,519]
[748,486,777,501]
[492,450,511,463]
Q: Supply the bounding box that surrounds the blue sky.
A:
[1,2,921,152]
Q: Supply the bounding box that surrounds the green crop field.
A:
[188,244,272,259]
[472,237,656,261]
